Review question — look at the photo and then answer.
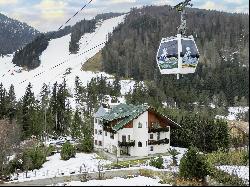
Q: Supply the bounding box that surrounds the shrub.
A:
[139,169,155,177]
[206,149,249,166]
[7,157,23,174]
[149,156,164,169]
[168,148,180,166]
[210,167,247,186]
[77,136,93,153]
[179,146,211,181]
[22,146,46,170]
[61,141,76,160]
[45,145,56,157]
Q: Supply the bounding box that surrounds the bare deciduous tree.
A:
[0,120,20,180]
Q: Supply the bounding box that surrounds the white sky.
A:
[0,0,249,32]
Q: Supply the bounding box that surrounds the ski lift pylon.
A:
[156,0,199,79]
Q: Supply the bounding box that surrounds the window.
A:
[138,122,142,128]
[110,133,114,139]
[98,119,102,125]
[128,135,130,141]
[146,141,147,147]
[150,146,153,151]
[98,130,102,135]
[99,141,102,146]
[105,131,107,136]
[95,129,97,134]
[157,132,160,140]
[95,118,97,123]
[95,140,97,145]
[150,134,154,139]
[122,135,126,143]
[138,141,142,147]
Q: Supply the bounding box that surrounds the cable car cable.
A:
[57,0,93,31]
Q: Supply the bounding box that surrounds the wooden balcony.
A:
[148,127,170,133]
[148,138,169,145]
[118,140,135,147]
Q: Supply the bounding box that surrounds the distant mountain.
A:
[0,13,40,56]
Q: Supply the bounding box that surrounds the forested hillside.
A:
[0,13,39,56]
[102,5,249,107]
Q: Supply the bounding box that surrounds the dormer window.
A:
[138,122,142,128]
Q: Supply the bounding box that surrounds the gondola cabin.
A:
[156,34,199,76]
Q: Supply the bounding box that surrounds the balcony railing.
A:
[148,138,169,145]
[118,140,135,147]
[148,127,170,133]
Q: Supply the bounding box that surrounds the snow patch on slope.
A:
[0,15,134,101]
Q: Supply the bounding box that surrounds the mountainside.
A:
[102,5,249,107]
[11,12,124,69]
[0,13,40,56]
[0,15,134,100]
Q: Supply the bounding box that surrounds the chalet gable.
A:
[94,103,180,132]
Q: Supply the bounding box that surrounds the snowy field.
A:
[50,176,170,186]
[0,15,135,101]
[9,153,111,182]
[217,165,249,182]
[215,106,249,121]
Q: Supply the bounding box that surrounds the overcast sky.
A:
[0,0,249,32]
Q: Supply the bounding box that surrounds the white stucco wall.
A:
[93,118,104,149]
[94,112,172,158]
[148,127,170,155]
[130,111,149,157]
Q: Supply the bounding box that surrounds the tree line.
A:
[102,5,249,108]
[0,75,121,140]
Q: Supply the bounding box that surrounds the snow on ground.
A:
[227,107,249,120]
[51,176,170,186]
[163,146,187,167]
[217,165,249,182]
[0,15,134,101]
[10,153,111,182]
[215,106,249,121]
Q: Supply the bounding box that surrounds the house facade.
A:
[93,103,180,157]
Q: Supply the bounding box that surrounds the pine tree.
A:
[71,109,83,138]
[40,83,50,139]
[112,75,121,97]
[21,83,38,138]
[6,84,16,122]
[56,79,70,135]
[0,83,7,119]
[49,82,58,134]
[64,99,72,135]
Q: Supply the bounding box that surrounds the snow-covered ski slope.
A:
[0,15,134,99]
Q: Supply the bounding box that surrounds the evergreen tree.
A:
[0,83,7,119]
[71,109,83,138]
[6,84,16,122]
[179,146,210,181]
[64,99,72,135]
[111,75,121,97]
[40,83,50,139]
[21,83,39,138]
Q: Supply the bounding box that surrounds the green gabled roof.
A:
[112,104,150,131]
[101,103,180,132]
[102,104,148,121]
[101,103,149,131]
